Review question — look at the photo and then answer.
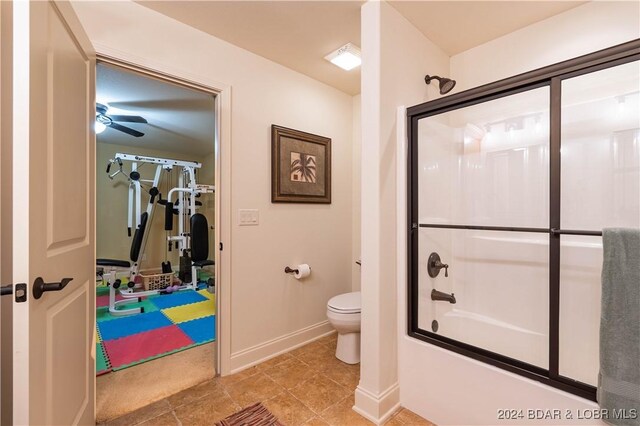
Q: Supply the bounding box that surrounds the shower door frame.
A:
[407,39,640,401]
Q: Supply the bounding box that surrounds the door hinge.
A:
[219,242,223,251]
[15,283,27,303]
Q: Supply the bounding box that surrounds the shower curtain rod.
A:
[418,223,603,237]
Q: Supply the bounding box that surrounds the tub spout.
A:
[431,289,456,304]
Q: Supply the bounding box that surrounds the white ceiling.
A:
[96,63,215,156]
[138,1,363,95]
[137,1,587,96]
[389,1,586,56]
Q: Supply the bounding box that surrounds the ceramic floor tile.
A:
[290,340,331,358]
[292,344,336,370]
[320,395,374,426]
[323,363,359,390]
[393,408,435,425]
[263,358,317,389]
[137,411,180,426]
[383,415,406,426]
[315,333,338,349]
[302,417,331,426]
[105,399,171,426]
[167,377,225,409]
[226,372,285,408]
[262,391,316,426]
[174,392,240,426]
[289,374,350,414]
[217,366,260,387]
[255,352,295,371]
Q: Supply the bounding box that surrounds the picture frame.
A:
[271,125,331,204]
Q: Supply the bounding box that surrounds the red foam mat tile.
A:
[103,325,194,370]
[96,293,125,308]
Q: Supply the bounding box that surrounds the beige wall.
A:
[356,2,449,421]
[351,95,361,291]
[73,0,354,368]
[0,2,12,424]
[96,142,215,271]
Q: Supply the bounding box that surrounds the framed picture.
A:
[271,125,331,203]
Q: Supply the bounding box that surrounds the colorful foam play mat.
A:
[95,285,215,376]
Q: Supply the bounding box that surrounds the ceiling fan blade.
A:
[109,115,148,123]
[109,122,145,138]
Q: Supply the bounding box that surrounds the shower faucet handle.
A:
[427,252,449,278]
[434,260,449,277]
[441,263,449,277]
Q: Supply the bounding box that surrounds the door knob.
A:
[1,285,12,296]
[32,277,73,300]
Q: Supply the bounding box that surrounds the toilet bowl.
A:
[326,291,361,364]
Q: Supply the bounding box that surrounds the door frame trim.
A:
[94,45,233,379]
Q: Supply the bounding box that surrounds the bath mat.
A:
[96,343,111,375]
[162,298,215,324]
[149,290,207,310]
[98,310,172,341]
[216,402,283,426]
[103,325,194,370]
[178,315,216,344]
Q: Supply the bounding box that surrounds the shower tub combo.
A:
[407,40,640,400]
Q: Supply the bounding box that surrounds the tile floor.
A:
[102,333,435,426]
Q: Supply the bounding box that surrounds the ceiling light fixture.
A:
[95,121,107,134]
[325,43,361,71]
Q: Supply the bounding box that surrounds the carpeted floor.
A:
[96,342,216,423]
[96,286,215,375]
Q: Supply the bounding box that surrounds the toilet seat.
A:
[327,291,361,314]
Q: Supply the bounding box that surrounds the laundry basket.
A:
[139,269,174,291]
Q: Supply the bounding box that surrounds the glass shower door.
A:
[416,87,551,368]
[558,59,640,386]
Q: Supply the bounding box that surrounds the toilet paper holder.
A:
[284,266,299,274]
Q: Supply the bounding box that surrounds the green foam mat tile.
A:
[96,299,158,323]
[96,342,110,375]
[96,286,110,297]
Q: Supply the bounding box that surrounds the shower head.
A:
[424,75,456,95]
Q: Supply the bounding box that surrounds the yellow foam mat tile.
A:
[162,299,215,324]
[197,289,215,301]
[96,326,102,344]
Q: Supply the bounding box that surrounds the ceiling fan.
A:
[96,103,148,138]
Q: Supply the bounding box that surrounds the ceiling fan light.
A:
[95,121,107,134]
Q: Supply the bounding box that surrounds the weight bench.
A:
[97,212,149,316]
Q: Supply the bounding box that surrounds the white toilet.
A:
[326,291,361,364]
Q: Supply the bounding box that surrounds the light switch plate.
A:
[239,209,259,226]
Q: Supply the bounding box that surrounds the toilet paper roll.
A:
[294,264,311,280]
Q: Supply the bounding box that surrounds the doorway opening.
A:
[94,61,219,422]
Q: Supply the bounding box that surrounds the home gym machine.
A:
[97,152,215,316]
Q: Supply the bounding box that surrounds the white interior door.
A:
[12,1,95,425]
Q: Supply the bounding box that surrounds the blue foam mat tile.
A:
[177,315,216,344]
[149,290,207,310]
[98,310,173,341]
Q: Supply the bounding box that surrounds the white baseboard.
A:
[353,382,401,425]
[228,321,335,374]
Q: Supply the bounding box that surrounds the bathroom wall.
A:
[72,0,354,372]
[392,2,640,425]
[95,142,215,272]
[352,94,361,291]
[357,1,449,422]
